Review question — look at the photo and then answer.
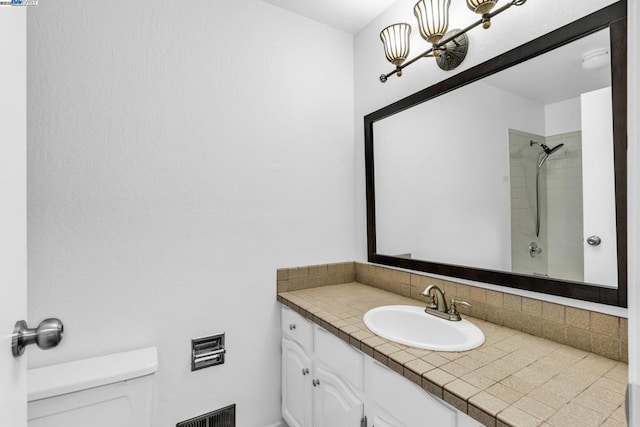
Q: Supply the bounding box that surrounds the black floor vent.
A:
[176,404,236,427]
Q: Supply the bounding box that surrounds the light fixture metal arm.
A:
[380,0,527,82]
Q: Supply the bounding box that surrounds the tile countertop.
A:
[277,282,628,427]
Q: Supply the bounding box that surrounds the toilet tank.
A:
[27,347,158,427]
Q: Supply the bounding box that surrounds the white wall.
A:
[374,81,545,271]
[627,0,640,418]
[27,1,355,426]
[354,0,622,310]
[544,97,581,136]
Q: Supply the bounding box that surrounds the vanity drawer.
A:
[281,305,313,351]
[314,325,364,391]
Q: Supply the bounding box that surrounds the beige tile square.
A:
[591,312,620,337]
[405,358,436,376]
[423,368,457,387]
[604,362,629,385]
[392,269,410,285]
[277,268,289,280]
[441,361,474,377]
[457,355,486,371]
[558,401,608,426]
[457,283,472,299]
[542,320,567,344]
[502,309,524,331]
[443,390,467,413]
[546,409,593,427]
[445,379,481,400]
[464,371,497,389]
[388,350,416,365]
[405,347,432,358]
[503,293,523,312]
[475,365,510,382]
[487,310,504,326]
[387,358,404,375]
[403,366,422,386]
[526,387,569,410]
[277,280,288,292]
[566,307,590,330]
[573,391,620,416]
[522,315,543,337]
[542,302,565,324]
[591,333,620,360]
[375,342,402,356]
[497,406,543,427]
[600,418,627,427]
[565,326,592,352]
[288,267,299,279]
[468,404,498,427]
[513,396,555,421]
[470,287,487,303]
[486,290,504,308]
[297,266,309,278]
[522,298,542,317]
[469,391,510,416]
[486,382,524,404]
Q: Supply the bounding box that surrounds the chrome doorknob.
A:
[587,236,602,246]
[12,318,64,357]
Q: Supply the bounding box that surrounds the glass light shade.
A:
[467,0,498,15]
[380,23,411,67]
[414,0,451,44]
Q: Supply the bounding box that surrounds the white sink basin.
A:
[363,305,485,352]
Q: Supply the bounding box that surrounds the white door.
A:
[313,364,364,427]
[282,338,313,427]
[0,5,28,427]
[581,86,618,287]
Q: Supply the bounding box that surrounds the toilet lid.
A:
[28,347,158,402]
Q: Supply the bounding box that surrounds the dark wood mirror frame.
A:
[364,1,627,307]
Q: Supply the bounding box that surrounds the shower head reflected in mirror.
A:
[529,140,564,236]
[530,140,564,168]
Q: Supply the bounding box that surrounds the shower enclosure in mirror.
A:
[364,2,627,307]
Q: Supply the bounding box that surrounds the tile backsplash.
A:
[277,261,627,362]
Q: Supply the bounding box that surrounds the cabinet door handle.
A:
[289,324,296,330]
[302,368,309,376]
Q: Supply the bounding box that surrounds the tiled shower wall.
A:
[545,131,584,282]
[508,129,583,282]
[509,129,548,277]
[277,261,627,362]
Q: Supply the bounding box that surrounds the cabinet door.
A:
[367,402,406,427]
[282,338,313,427]
[313,364,364,427]
[365,358,456,427]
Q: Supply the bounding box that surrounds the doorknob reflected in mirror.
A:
[587,236,602,246]
[12,318,64,357]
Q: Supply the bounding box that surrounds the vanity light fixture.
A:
[379,0,527,82]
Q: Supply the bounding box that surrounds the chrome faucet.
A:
[421,285,471,321]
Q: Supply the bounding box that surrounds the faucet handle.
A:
[423,293,437,309]
[448,299,471,315]
[420,287,438,308]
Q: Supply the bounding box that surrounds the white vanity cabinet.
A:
[282,306,365,427]
[281,305,484,427]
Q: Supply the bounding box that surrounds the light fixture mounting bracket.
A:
[435,30,469,71]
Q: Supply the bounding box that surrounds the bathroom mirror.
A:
[364,2,627,307]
